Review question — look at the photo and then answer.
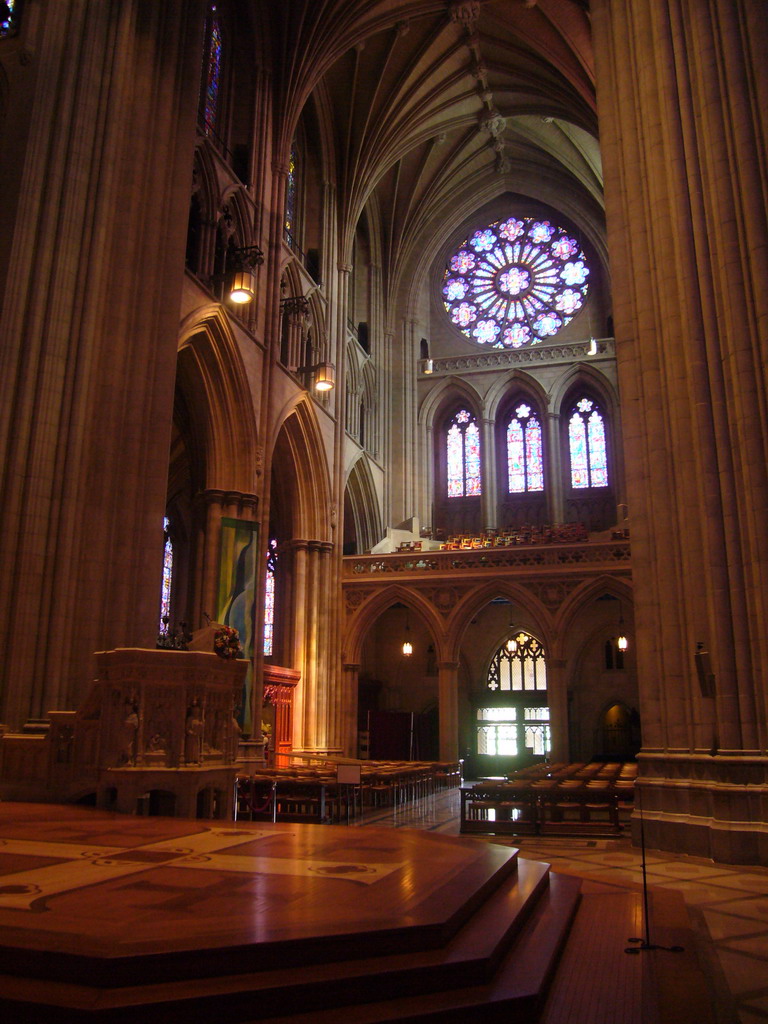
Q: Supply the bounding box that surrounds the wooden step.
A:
[250,873,583,1024]
[0,867,580,1023]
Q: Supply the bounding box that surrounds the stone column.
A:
[546,412,564,524]
[0,1,205,726]
[437,661,460,762]
[593,0,768,861]
[282,539,309,747]
[341,663,361,759]
[481,417,497,531]
[546,658,569,763]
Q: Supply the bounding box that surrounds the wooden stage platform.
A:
[0,802,584,1022]
[0,803,720,1023]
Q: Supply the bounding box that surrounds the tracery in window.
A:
[478,634,550,758]
[443,216,589,348]
[507,403,544,493]
[447,409,481,498]
[263,538,277,656]
[487,632,547,692]
[201,4,222,135]
[568,397,608,488]
[159,517,173,632]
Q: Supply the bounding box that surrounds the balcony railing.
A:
[343,539,631,578]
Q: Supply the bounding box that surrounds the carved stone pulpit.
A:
[94,647,245,770]
[90,647,247,818]
[0,647,248,819]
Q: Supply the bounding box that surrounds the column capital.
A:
[193,489,259,516]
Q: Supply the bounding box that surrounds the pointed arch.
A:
[418,374,484,432]
[485,369,549,423]
[550,365,622,531]
[176,305,259,491]
[270,397,332,542]
[554,574,633,660]
[186,143,219,277]
[444,580,554,665]
[549,361,619,416]
[221,184,254,248]
[343,584,445,666]
[344,455,382,555]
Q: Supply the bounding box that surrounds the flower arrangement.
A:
[213,624,242,659]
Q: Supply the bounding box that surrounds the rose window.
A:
[443,217,590,348]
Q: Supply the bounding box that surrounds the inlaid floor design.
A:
[355,786,768,1023]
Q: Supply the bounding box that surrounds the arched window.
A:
[447,409,481,497]
[568,397,608,488]
[263,538,277,656]
[506,403,543,493]
[477,632,550,758]
[200,4,223,136]
[159,517,173,632]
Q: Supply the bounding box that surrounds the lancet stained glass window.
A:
[443,216,589,348]
[568,397,608,488]
[447,409,481,497]
[285,140,298,239]
[159,517,173,632]
[263,538,277,656]
[507,403,544,493]
[1,0,18,38]
[201,5,222,134]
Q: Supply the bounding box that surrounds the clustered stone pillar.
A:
[593,0,768,861]
[281,539,336,756]
[0,1,205,728]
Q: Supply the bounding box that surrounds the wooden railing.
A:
[461,761,636,836]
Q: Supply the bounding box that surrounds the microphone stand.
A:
[625,784,684,955]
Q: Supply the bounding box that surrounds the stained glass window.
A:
[285,140,298,238]
[201,5,222,134]
[568,397,608,488]
[487,633,547,692]
[263,538,277,656]
[443,216,589,348]
[159,517,173,632]
[0,0,18,38]
[446,409,481,498]
[479,635,551,758]
[506,403,544,493]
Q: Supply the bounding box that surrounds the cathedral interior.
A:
[1,0,767,878]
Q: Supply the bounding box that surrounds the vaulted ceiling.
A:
[263,0,602,303]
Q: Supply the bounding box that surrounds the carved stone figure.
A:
[184,700,204,764]
[120,702,139,766]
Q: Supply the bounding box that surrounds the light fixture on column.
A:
[617,606,628,652]
[505,612,518,653]
[419,337,432,374]
[402,611,413,656]
[313,362,335,391]
[229,269,256,304]
[226,245,264,304]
